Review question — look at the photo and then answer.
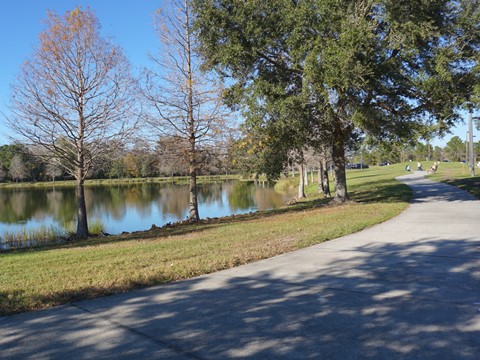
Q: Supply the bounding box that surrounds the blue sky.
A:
[0,1,475,147]
[0,0,159,144]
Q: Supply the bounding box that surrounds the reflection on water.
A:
[0,181,290,237]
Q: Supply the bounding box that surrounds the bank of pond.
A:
[0,179,291,250]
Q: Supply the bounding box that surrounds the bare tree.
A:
[45,161,63,182]
[155,136,189,177]
[6,7,139,238]
[9,155,27,183]
[144,0,227,221]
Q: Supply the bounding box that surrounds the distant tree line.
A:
[0,137,234,183]
[2,133,479,185]
[347,136,480,165]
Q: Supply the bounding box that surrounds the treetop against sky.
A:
[0,0,476,147]
[0,0,157,144]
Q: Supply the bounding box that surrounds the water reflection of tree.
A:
[44,189,67,225]
[228,182,288,212]
[10,191,27,218]
[53,189,77,228]
[197,183,225,206]
[0,181,289,233]
[123,184,158,217]
[1,187,86,228]
[45,189,63,215]
[228,182,255,211]
[157,184,190,219]
[85,186,129,220]
[0,189,49,223]
[254,188,287,211]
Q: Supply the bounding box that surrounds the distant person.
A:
[417,161,422,171]
[427,162,438,173]
[406,164,411,172]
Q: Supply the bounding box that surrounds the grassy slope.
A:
[0,164,412,315]
[427,161,480,199]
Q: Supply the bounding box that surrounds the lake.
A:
[0,180,291,238]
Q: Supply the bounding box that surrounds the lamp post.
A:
[466,132,469,166]
[469,109,475,176]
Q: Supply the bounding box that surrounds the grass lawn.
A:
[427,161,480,199]
[1,164,412,315]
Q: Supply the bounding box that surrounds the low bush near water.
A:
[0,225,67,250]
[1,219,105,250]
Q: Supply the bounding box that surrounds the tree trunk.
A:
[188,171,199,220]
[75,114,88,238]
[318,162,322,193]
[321,158,331,198]
[76,175,89,239]
[304,165,309,186]
[332,124,349,203]
[298,163,306,198]
[188,154,200,221]
[185,3,199,222]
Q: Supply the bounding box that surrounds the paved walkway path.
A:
[1,172,480,359]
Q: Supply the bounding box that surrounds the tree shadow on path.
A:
[1,237,479,359]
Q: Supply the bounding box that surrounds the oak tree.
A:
[445,136,465,162]
[193,0,480,202]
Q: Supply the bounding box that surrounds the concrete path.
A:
[1,172,479,359]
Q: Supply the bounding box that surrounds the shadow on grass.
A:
[346,173,383,181]
[1,236,479,359]
[441,177,480,199]
[349,178,412,204]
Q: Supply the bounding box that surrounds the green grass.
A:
[0,165,411,315]
[427,161,480,199]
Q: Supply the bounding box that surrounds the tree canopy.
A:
[193,0,480,201]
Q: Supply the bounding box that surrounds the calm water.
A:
[0,180,290,237]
